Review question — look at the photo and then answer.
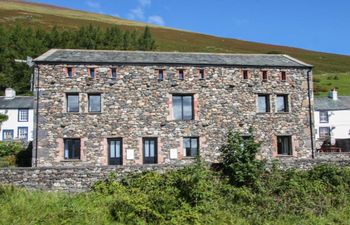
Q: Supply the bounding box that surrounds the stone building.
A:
[33,49,314,167]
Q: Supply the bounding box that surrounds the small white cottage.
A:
[0,88,34,142]
[314,89,350,152]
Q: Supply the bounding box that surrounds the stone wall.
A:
[2,159,350,192]
[34,64,313,166]
[0,164,185,192]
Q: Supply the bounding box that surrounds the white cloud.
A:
[86,0,101,9]
[128,7,144,20]
[139,0,151,7]
[128,0,152,20]
[148,15,165,26]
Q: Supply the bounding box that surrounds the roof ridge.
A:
[46,48,294,57]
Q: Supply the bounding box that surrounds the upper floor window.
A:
[276,95,289,112]
[2,130,13,141]
[178,69,184,80]
[111,68,117,80]
[67,94,79,112]
[173,95,193,120]
[67,67,73,78]
[88,94,101,112]
[158,69,164,81]
[64,138,80,160]
[281,71,286,81]
[89,68,95,78]
[277,136,292,155]
[320,111,329,123]
[18,127,28,141]
[199,69,205,80]
[262,71,268,81]
[18,109,29,122]
[243,70,248,80]
[183,137,199,157]
[257,94,270,113]
[319,127,330,139]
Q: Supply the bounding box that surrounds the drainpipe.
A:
[34,65,40,167]
[306,69,315,158]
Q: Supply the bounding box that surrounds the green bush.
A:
[219,129,265,186]
[2,164,350,224]
[0,142,23,157]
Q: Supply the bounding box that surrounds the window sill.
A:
[182,156,198,160]
[61,159,81,162]
[275,112,290,114]
[276,155,293,157]
[88,112,102,115]
[256,112,271,114]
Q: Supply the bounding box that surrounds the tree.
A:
[219,128,264,186]
[138,26,156,51]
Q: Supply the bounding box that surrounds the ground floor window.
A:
[143,137,157,164]
[18,127,28,141]
[2,130,13,141]
[108,138,122,165]
[319,127,330,139]
[64,138,80,160]
[183,137,199,157]
[277,136,292,155]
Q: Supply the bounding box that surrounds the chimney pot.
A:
[328,88,338,101]
[4,88,16,99]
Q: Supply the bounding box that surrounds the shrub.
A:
[0,142,23,157]
[219,129,264,186]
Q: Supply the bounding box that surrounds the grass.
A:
[0,0,350,95]
[2,164,350,224]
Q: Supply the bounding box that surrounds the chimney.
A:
[4,88,16,100]
[328,88,338,101]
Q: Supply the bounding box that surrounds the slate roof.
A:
[315,96,350,111]
[34,49,312,68]
[0,96,34,109]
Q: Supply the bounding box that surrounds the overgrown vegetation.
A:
[0,141,32,167]
[1,132,350,224]
[0,24,156,95]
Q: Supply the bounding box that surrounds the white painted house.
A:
[314,89,350,152]
[0,88,34,142]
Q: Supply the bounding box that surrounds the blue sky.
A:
[29,0,350,55]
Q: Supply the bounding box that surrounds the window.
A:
[67,67,73,78]
[183,137,199,157]
[88,94,101,112]
[257,94,270,113]
[276,95,289,112]
[199,69,205,79]
[18,109,29,122]
[64,138,80,160]
[178,69,184,80]
[108,138,122,165]
[172,95,193,120]
[143,137,157,164]
[158,69,164,81]
[2,130,13,141]
[18,127,28,141]
[277,136,292,155]
[89,68,95,78]
[111,68,117,80]
[66,94,79,112]
[320,111,329,123]
[243,70,248,80]
[319,127,330,139]
[262,71,268,81]
[281,71,286,81]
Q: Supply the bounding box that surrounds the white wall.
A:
[315,110,350,140]
[0,109,34,141]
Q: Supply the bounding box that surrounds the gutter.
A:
[34,66,40,167]
[307,69,315,158]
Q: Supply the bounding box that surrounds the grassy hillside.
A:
[1,0,350,95]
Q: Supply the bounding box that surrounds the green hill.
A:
[1,0,350,96]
